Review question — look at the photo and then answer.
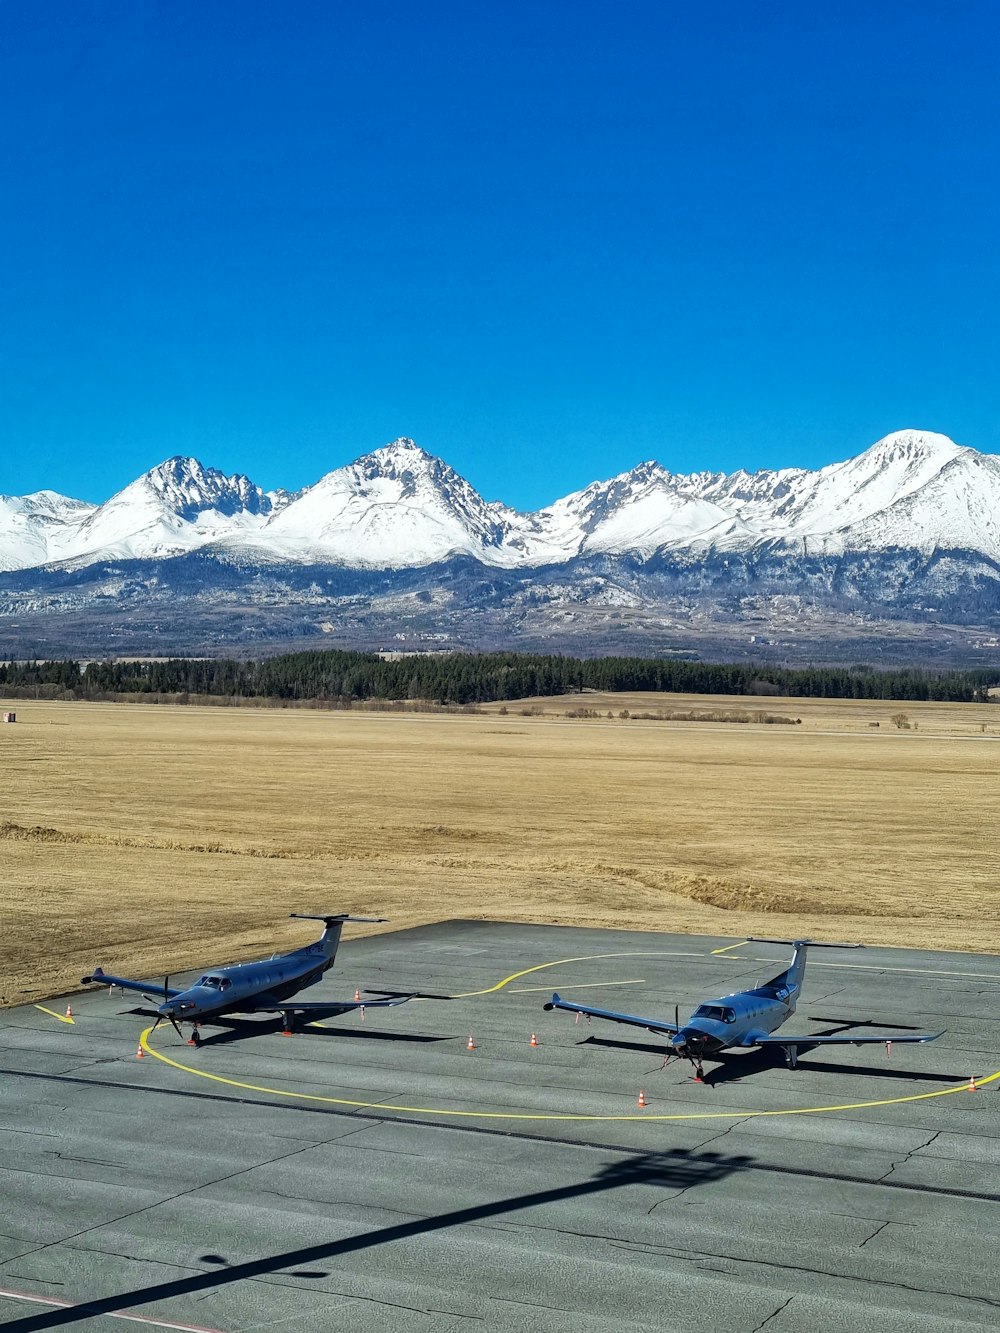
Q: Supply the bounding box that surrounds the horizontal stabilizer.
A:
[290,913,388,925]
[745,937,864,950]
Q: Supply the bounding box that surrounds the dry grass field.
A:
[2,690,998,1003]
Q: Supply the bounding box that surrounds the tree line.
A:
[0,651,995,704]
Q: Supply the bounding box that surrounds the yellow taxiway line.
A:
[449,952,671,998]
[34,1004,74,1024]
[138,945,998,1122]
[139,1026,998,1122]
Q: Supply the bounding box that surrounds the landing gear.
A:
[785,1045,798,1070]
[694,1062,705,1083]
[187,1024,201,1047]
[281,1011,295,1037]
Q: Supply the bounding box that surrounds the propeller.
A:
[143,976,186,1041]
[675,1003,679,1031]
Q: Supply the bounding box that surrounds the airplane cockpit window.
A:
[201,975,230,991]
[693,1004,738,1024]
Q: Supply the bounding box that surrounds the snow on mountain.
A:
[0,490,96,572]
[684,430,1000,557]
[45,457,276,565]
[249,438,519,567]
[1,430,998,573]
[505,461,753,562]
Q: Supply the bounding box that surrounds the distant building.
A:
[2,712,16,723]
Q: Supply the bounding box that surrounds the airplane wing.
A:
[81,967,184,1000]
[253,995,417,1015]
[544,992,680,1036]
[751,1031,944,1049]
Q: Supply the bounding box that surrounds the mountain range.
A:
[3,430,1000,573]
[1,430,999,664]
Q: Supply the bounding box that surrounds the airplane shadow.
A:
[579,1034,668,1057]
[704,1049,965,1088]
[7,1147,753,1330]
[166,1018,451,1048]
[578,1034,961,1088]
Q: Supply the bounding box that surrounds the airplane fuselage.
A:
[159,941,332,1023]
[676,977,798,1059]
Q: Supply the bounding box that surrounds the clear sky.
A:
[2,1,998,510]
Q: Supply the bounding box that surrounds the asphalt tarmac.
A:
[1,921,998,1332]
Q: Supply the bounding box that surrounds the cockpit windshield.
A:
[198,975,232,991]
[693,1004,737,1024]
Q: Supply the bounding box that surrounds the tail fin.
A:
[290,913,387,960]
[746,937,862,994]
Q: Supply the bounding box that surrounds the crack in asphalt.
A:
[858,1220,891,1249]
[594,1237,1000,1312]
[877,1129,942,1184]
[2,1121,379,1269]
[691,1118,751,1150]
[752,1294,794,1331]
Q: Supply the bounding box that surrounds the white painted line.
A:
[509,979,646,993]
[0,1283,227,1331]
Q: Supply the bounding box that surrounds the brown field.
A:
[2,690,998,1003]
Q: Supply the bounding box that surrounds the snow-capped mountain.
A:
[245,439,519,566]
[40,457,282,566]
[685,429,1000,556]
[0,490,96,572]
[2,430,999,573]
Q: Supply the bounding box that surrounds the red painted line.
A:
[0,1283,228,1332]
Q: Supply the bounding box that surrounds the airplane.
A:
[544,937,944,1082]
[81,913,422,1044]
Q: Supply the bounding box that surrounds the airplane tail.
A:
[745,937,862,995]
[289,913,387,960]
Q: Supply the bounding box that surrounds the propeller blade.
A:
[149,1015,163,1038]
[675,1003,679,1030]
[164,975,169,999]
[168,1014,184,1040]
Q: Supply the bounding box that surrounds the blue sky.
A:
[2,1,998,510]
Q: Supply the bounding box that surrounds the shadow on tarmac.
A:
[3,1147,752,1330]
[579,1034,963,1088]
[183,1018,452,1048]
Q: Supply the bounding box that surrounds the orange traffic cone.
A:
[65,1004,73,1019]
[135,1042,145,1058]
[530,1032,539,1048]
[968,1074,979,1092]
[637,1089,648,1108]
[467,1033,476,1051]
[354,987,362,1002]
